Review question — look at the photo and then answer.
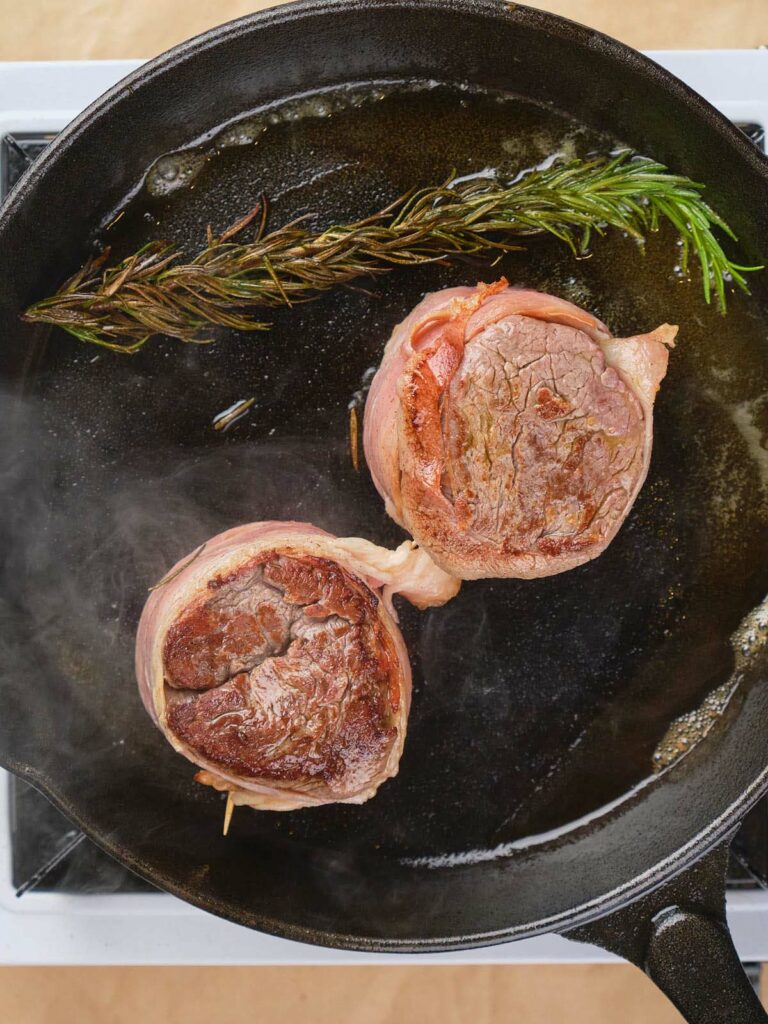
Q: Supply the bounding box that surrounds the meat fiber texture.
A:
[136,522,458,811]
[364,280,676,580]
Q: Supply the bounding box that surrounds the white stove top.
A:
[1,50,768,966]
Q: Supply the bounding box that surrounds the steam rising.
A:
[0,390,366,790]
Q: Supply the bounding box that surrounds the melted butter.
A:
[144,81,437,199]
[730,395,768,491]
[141,78,595,202]
[652,595,768,771]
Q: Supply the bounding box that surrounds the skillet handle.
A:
[564,840,766,1023]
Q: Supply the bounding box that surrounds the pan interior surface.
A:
[2,5,768,947]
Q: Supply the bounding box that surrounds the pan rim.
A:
[6,757,765,951]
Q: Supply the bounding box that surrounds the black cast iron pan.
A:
[1,2,768,1019]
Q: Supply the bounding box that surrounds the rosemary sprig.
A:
[22,151,760,352]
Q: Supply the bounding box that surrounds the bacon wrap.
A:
[363,281,676,580]
[136,521,458,811]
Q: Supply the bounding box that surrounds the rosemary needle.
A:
[22,151,761,353]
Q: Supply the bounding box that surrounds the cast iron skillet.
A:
[1,1,768,1019]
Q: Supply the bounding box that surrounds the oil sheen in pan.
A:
[137,80,591,203]
[17,79,768,861]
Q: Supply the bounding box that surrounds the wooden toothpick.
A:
[348,404,360,473]
[223,792,235,836]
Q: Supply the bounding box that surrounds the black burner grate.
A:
[10,780,154,894]
[1,133,55,196]
[3,122,768,896]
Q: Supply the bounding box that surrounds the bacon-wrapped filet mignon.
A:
[136,522,458,811]
[364,281,676,580]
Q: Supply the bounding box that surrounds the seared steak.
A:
[364,281,676,579]
[136,521,458,811]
